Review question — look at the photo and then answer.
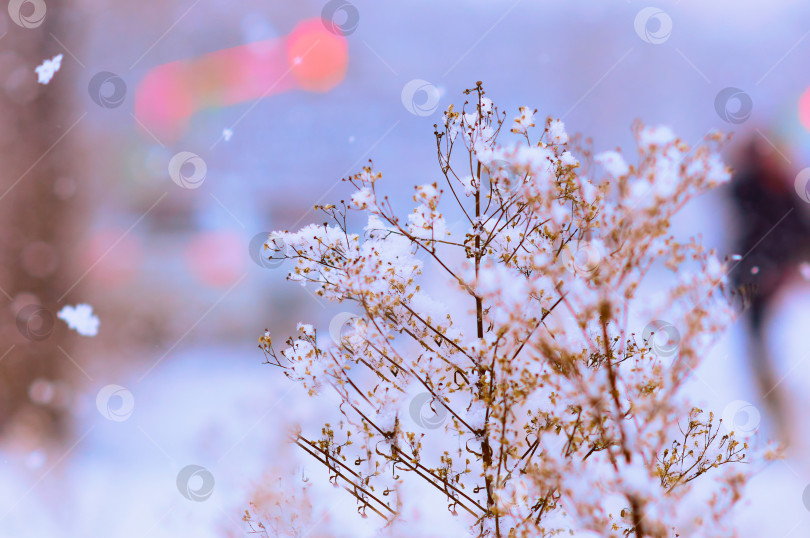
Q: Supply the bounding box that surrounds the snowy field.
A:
[2,282,810,537]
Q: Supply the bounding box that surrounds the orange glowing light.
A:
[134,18,348,142]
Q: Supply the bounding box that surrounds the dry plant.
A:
[255,83,772,537]
[236,467,330,538]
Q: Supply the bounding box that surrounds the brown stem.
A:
[601,317,647,537]
[469,84,499,537]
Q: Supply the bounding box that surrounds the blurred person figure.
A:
[727,134,810,444]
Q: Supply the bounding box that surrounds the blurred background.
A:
[2,0,810,536]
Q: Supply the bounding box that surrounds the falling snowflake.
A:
[35,54,63,85]
[57,303,99,337]
[222,128,233,142]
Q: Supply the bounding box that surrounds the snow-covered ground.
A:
[0,344,472,537]
[3,273,810,537]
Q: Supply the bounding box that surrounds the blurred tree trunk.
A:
[0,10,84,442]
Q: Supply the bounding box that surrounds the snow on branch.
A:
[253,83,775,538]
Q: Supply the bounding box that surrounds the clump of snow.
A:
[351,187,375,209]
[511,106,535,132]
[639,125,677,150]
[297,323,315,337]
[514,145,553,170]
[560,150,579,167]
[460,175,477,196]
[35,54,63,85]
[414,183,440,206]
[596,150,629,178]
[548,119,569,144]
[57,304,99,337]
